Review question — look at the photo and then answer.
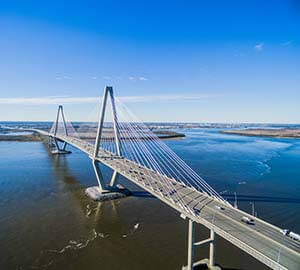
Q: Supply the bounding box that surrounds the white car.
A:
[280,229,300,241]
[241,216,255,225]
[280,229,289,236]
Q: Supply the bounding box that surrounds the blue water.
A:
[167,129,300,230]
[0,127,299,270]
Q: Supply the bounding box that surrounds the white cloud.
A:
[103,76,111,80]
[254,42,264,51]
[55,75,72,80]
[0,94,220,105]
[91,76,97,80]
[129,76,148,81]
[120,94,218,103]
[0,97,98,105]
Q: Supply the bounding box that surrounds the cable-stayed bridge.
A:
[20,87,300,270]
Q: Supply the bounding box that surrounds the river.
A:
[0,128,299,270]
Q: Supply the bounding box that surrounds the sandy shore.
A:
[221,128,300,138]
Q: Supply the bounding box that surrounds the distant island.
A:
[4,122,300,141]
[221,128,300,139]
[0,125,185,142]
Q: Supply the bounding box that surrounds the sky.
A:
[0,0,299,123]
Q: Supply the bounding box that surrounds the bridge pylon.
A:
[86,86,130,201]
[51,105,71,154]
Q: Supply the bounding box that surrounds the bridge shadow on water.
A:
[44,143,125,222]
[129,191,300,206]
[130,191,155,198]
[223,194,300,204]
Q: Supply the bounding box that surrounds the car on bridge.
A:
[280,229,300,241]
[241,216,255,225]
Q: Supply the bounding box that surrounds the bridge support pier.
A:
[86,159,131,201]
[187,219,195,270]
[50,137,71,154]
[209,229,216,267]
[92,160,107,193]
[109,170,119,187]
[183,219,221,270]
[85,85,131,202]
[93,86,122,190]
[50,105,71,154]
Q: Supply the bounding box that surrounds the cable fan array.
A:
[49,113,79,138]
[96,97,227,204]
[48,97,227,206]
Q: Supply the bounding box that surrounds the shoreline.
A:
[0,131,185,142]
[0,134,42,142]
[221,129,300,139]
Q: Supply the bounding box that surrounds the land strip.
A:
[221,129,300,139]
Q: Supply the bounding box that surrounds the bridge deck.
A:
[33,130,300,270]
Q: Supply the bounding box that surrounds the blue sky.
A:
[0,0,299,123]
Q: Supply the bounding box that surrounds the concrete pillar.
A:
[52,137,68,153]
[54,105,68,137]
[209,229,216,267]
[108,87,121,188]
[108,88,122,157]
[110,170,118,187]
[60,106,68,137]
[94,87,110,158]
[187,219,195,270]
[92,160,105,192]
[62,141,67,151]
[53,137,60,150]
[54,106,60,136]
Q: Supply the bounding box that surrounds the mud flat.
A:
[153,130,185,139]
[76,130,185,140]
[0,131,185,142]
[221,128,300,139]
[0,134,42,141]
[0,124,185,141]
